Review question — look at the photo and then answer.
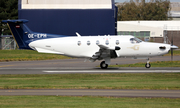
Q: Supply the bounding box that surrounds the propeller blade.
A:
[171,36,174,61]
[171,48,173,61]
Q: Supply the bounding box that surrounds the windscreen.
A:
[130,38,142,44]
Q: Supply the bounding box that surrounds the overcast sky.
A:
[115,0,179,2]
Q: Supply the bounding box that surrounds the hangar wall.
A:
[18,0,117,36]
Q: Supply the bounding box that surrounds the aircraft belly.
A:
[36,47,64,54]
[55,45,99,58]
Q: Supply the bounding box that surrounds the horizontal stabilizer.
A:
[2,19,31,49]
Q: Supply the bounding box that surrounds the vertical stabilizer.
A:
[2,19,33,49]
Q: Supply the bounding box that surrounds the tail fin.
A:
[2,19,33,49]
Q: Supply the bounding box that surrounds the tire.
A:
[145,63,151,68]
[100,61,108,69]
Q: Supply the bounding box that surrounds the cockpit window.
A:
[130,38,142,44]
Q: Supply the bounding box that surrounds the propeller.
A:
[171,36,173,61]
[170,36,179,61]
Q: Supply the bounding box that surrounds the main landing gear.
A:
[100,61,108,69]
[100,58,151,69]
[145,58,151,68]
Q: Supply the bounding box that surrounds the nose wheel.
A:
[145,58,151,68]
[100,61,108,69]
[145,63,151,68]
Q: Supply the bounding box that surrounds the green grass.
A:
[0,73,180,90]
[0,96,180,108]
[110,61,180,67]
[0,50,70,61]
[165,50,180,56]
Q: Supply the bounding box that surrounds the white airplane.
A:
[2,19,179,69]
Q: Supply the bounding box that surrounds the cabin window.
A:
[105,40,109,45]
[87,41,91,46]
[77,41,81,46]
[96,40,100,45]
[116,40,119,45]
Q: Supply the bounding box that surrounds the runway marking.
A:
[43,70,180,73]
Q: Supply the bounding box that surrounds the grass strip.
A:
[165,50,180,56]
[0,73,180,90]
[0,96,180,108]
[0,50,70,62]
[109,61,180,67]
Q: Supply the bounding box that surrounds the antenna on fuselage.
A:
[76,32,81,37]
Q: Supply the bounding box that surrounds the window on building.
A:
[118,31,150,37]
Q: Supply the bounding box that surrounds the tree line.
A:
[0,0,18,35]
[117,0,171,21]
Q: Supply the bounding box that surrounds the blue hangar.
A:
[18,0,117,36]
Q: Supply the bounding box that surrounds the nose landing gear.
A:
[145,58,151,68]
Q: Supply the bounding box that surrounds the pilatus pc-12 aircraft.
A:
[2,19,179,69]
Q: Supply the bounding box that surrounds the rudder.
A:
[2,19,33,49]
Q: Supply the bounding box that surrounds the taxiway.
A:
[0,89,179,98]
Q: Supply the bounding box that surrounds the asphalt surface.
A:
[0,56,179,98]
[0,56,180,69]
[0,89,180,98]
[0,56,180,74]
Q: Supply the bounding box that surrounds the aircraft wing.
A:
[98,45,120,50]
[90,44,120,61]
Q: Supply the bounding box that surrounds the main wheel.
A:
[145,63,151,68]
[100,61,108,69]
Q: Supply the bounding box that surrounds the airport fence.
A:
[0,35,16,50]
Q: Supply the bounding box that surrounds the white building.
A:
[117,21,180,38]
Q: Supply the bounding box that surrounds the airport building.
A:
[170,2,180,20]
[18,0,117,36]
